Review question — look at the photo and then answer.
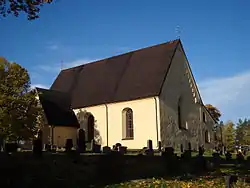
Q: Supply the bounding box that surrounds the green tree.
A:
[223,121,235,151]
[205,104,221,122]
[0,0,53,20]
[0,57,43,141]
[236,118,250,146]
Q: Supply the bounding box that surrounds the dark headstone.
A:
[164,147,174,155]
[103,146,111,153]
[195,154,207,173]
[118,146,127,155]
[147,139,153,151]
[162,147,178,175]
[33,139,43,157]
[77,129,86,153]
[188,142,191,151]
[212,152,221,168]
[198,146,204,156]
[93,144,101,153]
[65,139,73,152]
[158,141,162,152]
[113,143,122,151]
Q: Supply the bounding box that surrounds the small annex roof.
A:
[36,87,80,128]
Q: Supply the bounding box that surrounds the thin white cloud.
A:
[198,70,250,122]
[47,44,59,51]
[36,58,99,73]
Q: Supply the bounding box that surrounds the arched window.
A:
[122,108,134,139]
[205,130,210,143]
[202,112,206,122]
[178,97,182,129]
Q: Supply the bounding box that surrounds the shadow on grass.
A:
[0,152,250,188]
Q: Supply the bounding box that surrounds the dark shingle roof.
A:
[51,39,180,108]
[36,87,79,127]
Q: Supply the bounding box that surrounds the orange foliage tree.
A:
[205,104,221,122]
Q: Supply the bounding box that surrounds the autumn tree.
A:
[0,57,43,141]
[205,104,221,122]
[0,0,53,20]
[222,121,235,151]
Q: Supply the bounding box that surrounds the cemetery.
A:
[1,136,250,187]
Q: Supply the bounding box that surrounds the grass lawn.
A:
[105,176,250,188]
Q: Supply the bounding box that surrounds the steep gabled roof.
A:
[36,87,80,127]
[51,39,179,108]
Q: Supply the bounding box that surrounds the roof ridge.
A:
[51,38,182,108]
[61,39,180,72]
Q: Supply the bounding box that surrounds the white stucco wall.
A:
[159,43,215,151]
[74,97,160,149]
[41,125,77,148]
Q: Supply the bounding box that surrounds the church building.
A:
[36,39,216,151]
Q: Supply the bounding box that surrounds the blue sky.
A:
[1,0,250,122]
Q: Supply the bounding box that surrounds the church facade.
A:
[36,39,216,151]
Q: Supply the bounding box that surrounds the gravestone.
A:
[162,147,178,175]
[147,140,153,151]
[158,141,162,152]
[77,129,86,153]
[118,146,127,155]
[146,139,154,156]
[198,146,204,156]
[188,142,191,151]
[37,129,43,150]
[212,152,221,168]
[94,144,101,153]
[33,139,42,157]
[65,139,73,152]
[113,143,122,151]
[103,146,111,153]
